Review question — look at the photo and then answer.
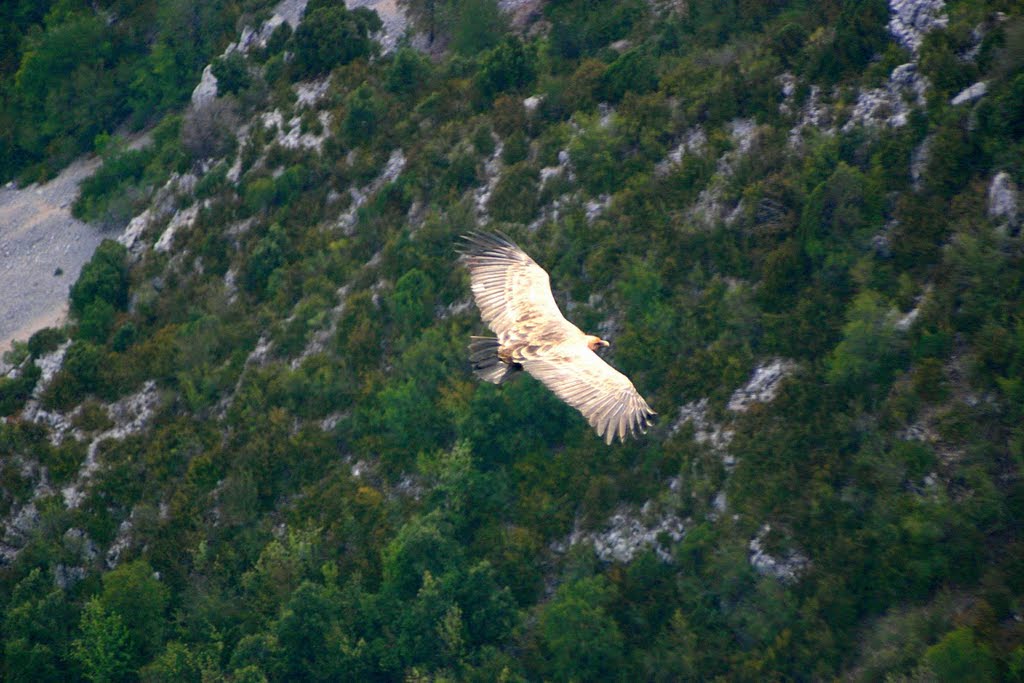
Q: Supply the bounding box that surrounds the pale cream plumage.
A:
[459,232,655,444]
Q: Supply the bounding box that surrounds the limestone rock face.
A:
[672,398,734,456]
[951,81,988,106]
[988,171,1020,230]
[888,0,948,54]
[655,126,708,177]
[554,504,686,564]
[788,85,832,146]
[0,502,40,565]
[748,524,810,583]
[728,359,798,412]
[844,63,928,131]
[54,564,87,590]
[190,65,218,106]
[346,0,411,54]
[61,381,162,510]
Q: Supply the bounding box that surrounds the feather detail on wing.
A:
[460,231,656,444]
[458,232,569,341]
[523,345,657,445]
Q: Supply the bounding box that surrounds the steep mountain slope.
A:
[2,0,1023,680]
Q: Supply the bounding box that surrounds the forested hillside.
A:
[2,0,1024,680]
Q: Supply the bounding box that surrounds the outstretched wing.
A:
[458,232,571,341]
[524,345,656,445]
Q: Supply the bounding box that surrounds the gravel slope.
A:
[0,156,108,354]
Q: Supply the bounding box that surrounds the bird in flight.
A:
[459,232,655,444]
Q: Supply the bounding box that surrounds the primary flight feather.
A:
[459,232,656,444]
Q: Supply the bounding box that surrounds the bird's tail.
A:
[469,336,520,384]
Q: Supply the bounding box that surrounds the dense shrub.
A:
[211,52,252,96]
[70,240,129,318]
[181,97,239,161]
[343,84,386,145]
[487,162,539,222]
[476,37,536,99]
[0,364,41,416]
[72,146,153,225]
[27,328,67,358]
[293,4,381,77]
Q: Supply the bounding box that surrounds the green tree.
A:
[70,240,129,317]
[476,37,536,99]
[601,49,658,102]
[826,290,903,394]
[244,224,288,294]
[0,363,41,416]
[383,514,463,599]
[128,0,237,119]
[293,5,381,77]
[13,12,119,163]
[389,268,437,339]
[2,568,75,682]
[808,0,890,82]
[79,299,117,344]
[99,560,170,667]
[487,162,539,223]
[43,340,109,407]
[922,627,998,682]
[568,119,623,195]
[343,84,385,145]
[450,0,505,56]
[385,47,430,95]
[139,641,210,682]
[275,577,368,680]
[72,598,131,683]
[539,576,625,681]
[211,52,250,96]
[798,162,880,263]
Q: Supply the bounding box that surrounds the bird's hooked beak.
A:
[599,339,611,347]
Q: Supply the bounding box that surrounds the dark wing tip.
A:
[457,230,520,259]
[594,396,657,445]
[619,404,656,443]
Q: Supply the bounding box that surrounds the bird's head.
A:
[586,335,611,351]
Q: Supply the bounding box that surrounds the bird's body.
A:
[459,232,656,444]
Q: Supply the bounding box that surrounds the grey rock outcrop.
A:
[190,65,219,106]
[0,502,41,564]
[118,172,196,257]
[951,81,988,106]
[988,171,1019,230]
[749,524,810,583]
[192,0,312,105]
[473,141,505,219]
[554,504,686,563]
[844,63,928,131]
[347,0,410,54]
[260,109,333,152]
[888,0,948,54]
[788,85,833,146]
[54,564,87,590]
[728,359,798,412]
[154,204,199,254]
[911,135,933,191]
[61,381,162,509]
[672,398,735,456]
[655,126,707,177]
[688,119,758,228]
[63,527,100,562]
[337,149,406,231]
[231,0,309,56]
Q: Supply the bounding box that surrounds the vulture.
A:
[459,232,656,444]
